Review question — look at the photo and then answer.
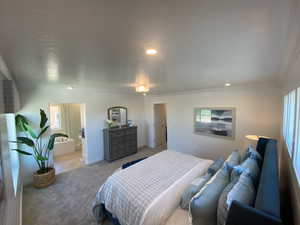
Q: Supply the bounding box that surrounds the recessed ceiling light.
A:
[145,48,158,56]
[225,83,231,87]
[67,86,73,90]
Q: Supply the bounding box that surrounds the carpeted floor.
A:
[23,148,162,225]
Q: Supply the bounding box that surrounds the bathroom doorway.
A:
[49,103,86,174]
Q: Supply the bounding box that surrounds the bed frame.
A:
[226,138,282,225]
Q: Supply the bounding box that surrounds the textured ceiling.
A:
[0,0,290,94]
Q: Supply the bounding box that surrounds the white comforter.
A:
[94,150,212,225]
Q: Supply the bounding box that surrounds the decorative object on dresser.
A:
[103,126,138,162]
[107,106,128,127]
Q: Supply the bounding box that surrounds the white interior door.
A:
[154,104,167,149]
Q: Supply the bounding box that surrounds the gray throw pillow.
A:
[180,173,212,210]
[231,157,260,183]
[241,145,262,163]
[189,163,232,225]
[217,169,255,225]
[207,156,225,175]
[225,150,240,167]
[217,180,238,225]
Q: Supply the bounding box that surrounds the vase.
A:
[32,168,56,188]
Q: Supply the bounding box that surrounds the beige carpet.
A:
[23,148,162,225]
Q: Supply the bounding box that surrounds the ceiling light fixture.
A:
[67,86,73,90]
[136,85,149,93]
[145,48,158,56]
[225,83,231,87]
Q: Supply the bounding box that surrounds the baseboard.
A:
[138,145,149,150]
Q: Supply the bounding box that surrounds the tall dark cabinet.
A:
[103,126,138,162]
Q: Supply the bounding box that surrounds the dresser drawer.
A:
[110,129,125,137]
[125,128,137,135]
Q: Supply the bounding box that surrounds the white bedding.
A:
[165,208,190,225]
[94,150,212,225]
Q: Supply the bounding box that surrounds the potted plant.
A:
[12,109,67,188]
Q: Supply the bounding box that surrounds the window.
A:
[49,105,61,130]
[283,87,300,179]
[6,114,19,195]
[294,88,300,178]
[286,90,296,154]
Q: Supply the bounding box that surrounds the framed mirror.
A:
[108,106,128,127]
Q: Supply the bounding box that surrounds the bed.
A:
[93,150,213,225]
[165,138,283,225]
[93,138,282,225]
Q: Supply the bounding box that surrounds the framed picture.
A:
[194,107,236,140]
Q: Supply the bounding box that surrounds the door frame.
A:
[152,102,168,149]
[47,103,88,165]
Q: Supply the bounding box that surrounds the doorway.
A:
[153,103,168,150]
[49,103,86,174]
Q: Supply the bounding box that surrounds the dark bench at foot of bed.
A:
[226,138,283,225]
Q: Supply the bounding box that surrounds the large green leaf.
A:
[37,125,50,139]
[24,124,37,139]
[15,114,29,132]
[47,133,68,150]
[36,155,48,161]
[40,109,48,129]
[16,137,35,147]
[12,149,32,156]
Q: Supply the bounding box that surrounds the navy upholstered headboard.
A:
[226,138,282,225]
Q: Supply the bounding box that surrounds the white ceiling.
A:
[0,0,291,94]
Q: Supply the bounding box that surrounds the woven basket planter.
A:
[33,168,56,188]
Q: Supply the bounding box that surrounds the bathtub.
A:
[53,138,76,156]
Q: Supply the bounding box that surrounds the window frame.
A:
[283,95,288,139]
[283,90,297,157]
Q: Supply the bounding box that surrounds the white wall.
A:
[19,85,147,185]
[281,0,300,93]
[144,84,282,160]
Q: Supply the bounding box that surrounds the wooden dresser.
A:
[103,126,138,162]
